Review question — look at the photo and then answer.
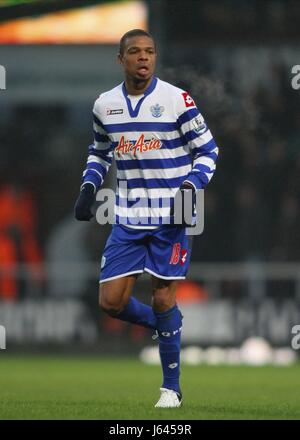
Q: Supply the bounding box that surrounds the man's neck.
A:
[124,76,154,96]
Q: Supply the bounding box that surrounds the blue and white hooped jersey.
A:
[82,76,218,228]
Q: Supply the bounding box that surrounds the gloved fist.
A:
[172,181,196,226]
[74,183,95,221]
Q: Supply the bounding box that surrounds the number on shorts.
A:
[170,243,181,265]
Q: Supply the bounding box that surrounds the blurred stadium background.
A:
[0,0,300,378]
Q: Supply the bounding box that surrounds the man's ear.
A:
[117,53,123,65]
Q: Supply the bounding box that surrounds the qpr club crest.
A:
[150,103,164,118]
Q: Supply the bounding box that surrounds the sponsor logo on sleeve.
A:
[182,92,195,108]
[192,115,207,134]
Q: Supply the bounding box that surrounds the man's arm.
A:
[174,92,218,226]
[177,95,219,191]
[75,102,113,221]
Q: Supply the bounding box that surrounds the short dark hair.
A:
[119,29,155,56]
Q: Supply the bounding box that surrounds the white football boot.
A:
[154,388,182,408]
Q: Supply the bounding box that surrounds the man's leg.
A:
[99,275,157,329]
[151,276,183,405]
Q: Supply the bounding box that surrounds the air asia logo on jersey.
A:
[115,134,162,158]
[182,92,195,108]
[150,103,164,118]
[107,108,123,115]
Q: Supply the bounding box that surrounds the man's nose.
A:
[138,51,149,60]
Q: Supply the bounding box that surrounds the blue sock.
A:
[116,296,157,329]
[154,304,182,394]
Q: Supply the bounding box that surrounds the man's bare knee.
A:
[101,303,123,317]
[152,278,178,312]
[99,275,137,317]
[152,294,172,312]
[99,286,124,316]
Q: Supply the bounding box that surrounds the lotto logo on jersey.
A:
[115,134,162,158]
[182,92,195,108]
[107,108,123,115]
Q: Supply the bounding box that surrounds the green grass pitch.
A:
[0,355,300,419]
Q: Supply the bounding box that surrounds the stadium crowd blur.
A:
[164,62,300,264]
[0,59,299,300]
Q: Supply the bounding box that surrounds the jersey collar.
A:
[122,76,158,118]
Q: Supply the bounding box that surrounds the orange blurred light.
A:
[0,1,148,44]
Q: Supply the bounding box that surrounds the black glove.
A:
[74,183,95,221]
[172,182,196,226]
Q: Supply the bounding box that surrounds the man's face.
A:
[118,35,156,82]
